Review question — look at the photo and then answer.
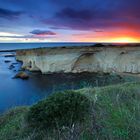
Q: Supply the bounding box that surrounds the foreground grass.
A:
[0,82,140,140]
[0,107,29,140]
[79,82,140,140]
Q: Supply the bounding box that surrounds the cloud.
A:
[0,35,54,39]
[42,6,116,30]
[42,8,95,30]
[56,8,93,20]
[42,4,140,32]
[30,29,56,35]
[95,30,104,32]
[50,26,70,30]
[0,8,23,20]
[41,0,120,30]
[0,35,31,38]
[0,0,140,42]
[0,29,57,39]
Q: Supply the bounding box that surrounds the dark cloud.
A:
[42,7,95,30]
[0,8,23,20]
[30,29,56,35]
[56,8,93,20]
[42,3,140,31]
[42,9,106,30]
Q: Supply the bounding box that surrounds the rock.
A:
[4,60,11,63]
[16,45,140,74]
[9,64,15,70]
[4,54,15,57]
[93,43,105,47]
[12,62,18,65]
[13,72,29,80]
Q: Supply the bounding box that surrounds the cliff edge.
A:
[16,45,140,74]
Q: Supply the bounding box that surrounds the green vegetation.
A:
[0,82,140,140]
[0,107,29,140]
[27,91,90,129]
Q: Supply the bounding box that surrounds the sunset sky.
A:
[0,0,140,43]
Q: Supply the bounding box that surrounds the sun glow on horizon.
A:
[109,37,140,43]
[0,32,140,43]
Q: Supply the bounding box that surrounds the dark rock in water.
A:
[4,60,11,63]
[12,62,18,65]
[4,53,15,57]
[13,72,29,80]
[18,68,25,72]
[93,43,105,47]
[9,64,15,70]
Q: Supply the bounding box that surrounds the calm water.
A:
[0,43,140,113]
[0,42,96,51]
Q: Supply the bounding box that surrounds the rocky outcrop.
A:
[4,60,11,63]
[13,72,29,80]
[16,45,140,74]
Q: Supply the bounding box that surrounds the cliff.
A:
[16,45,140,74]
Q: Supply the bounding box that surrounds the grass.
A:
[0,82,140,140]
[0,107,29,140]
[27,91,91,129]
[79,82,140,139]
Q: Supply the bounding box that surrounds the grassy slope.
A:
[0,107,29,140]
[0,82,140,140]
[79,82,140,139]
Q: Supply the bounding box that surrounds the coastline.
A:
[0,42,140,52]
[16,44,140,74]
[0,44,140,139]
[0,49,16,52]
[0,43,140,113]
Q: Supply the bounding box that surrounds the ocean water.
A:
[0,42,95,50]
[0,43,139,113]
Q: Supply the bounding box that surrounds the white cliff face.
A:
[16,46,140,74]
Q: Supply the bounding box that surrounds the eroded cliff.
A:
[16,45,140,74]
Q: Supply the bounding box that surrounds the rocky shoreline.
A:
[16,44,140,75]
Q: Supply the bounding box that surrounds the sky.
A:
[0,0,140,43]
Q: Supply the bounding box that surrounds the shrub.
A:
[27,91,91,129]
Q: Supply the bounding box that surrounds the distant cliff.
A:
[16,45,140,74]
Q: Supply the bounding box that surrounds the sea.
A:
[0,42,96,51]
